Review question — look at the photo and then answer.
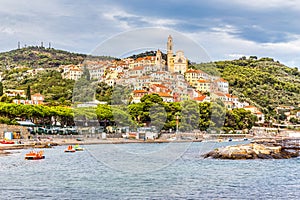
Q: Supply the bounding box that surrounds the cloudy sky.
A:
[1,0,300,67]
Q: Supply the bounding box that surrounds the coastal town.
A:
[2,35,300,130]
[2,1,300,199]
[2,35,268,124]
[0,35,299,149]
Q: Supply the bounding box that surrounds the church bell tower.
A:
[167,35,174,72]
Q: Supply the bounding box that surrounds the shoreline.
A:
[0,137,204,153]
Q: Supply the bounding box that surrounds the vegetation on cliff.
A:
[196,57,300,117]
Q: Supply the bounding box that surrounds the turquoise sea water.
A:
[0,142,299,199]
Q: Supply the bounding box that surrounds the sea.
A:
[0,141,299,199]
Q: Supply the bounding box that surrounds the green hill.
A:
[196,57,300,115]
[0,46,87,69]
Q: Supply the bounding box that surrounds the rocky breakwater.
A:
[203,143,299,159]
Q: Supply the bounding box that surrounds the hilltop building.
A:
[167,35,188,74]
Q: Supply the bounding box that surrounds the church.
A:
[166,35,188,74]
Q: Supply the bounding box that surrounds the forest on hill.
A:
[195,57,300,116]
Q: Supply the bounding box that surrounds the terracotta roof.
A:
[151,84,167,88]
[197,79,210,83]
[158,92,173,98]
[194,95,207,101]
[133,90,148,94]
[244,105,256,108]
[136,57,144,61]
[185,69,205,74]
[215,78,228,83]
[132,66,144,71]
[32,93,44,97]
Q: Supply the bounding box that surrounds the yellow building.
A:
[167,35,188,74]
[185,69,209,86]
[196,79,211,93]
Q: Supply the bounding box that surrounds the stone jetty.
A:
[203,143,299,159]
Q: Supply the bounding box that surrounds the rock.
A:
[202,143,299,160]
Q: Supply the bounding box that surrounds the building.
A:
[5,89,26,98]
[167,35,188,74]
[244,105,265,124]
[13,93,44,105]
[31,93,45,104]
[132,90,148,103]
[196,79,211,93]
[157,92,174,102]
[194,95,210,102]
[185,69,209,86]
[61,65,83,80]
[213,78,229,93]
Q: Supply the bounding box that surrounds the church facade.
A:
[166,35,188,74]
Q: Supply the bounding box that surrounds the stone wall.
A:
[0,124,30,139]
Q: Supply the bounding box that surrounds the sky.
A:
[1,0,300,67]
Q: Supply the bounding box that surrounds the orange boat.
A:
[64,145,76,153]
[25,150,45,160]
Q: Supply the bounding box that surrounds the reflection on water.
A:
[0,142,299,199]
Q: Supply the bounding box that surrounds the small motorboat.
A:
[0,140,15,144]
[74,145,84,151]
[64,145,76,153]
[228,138,233,142]
[25,150,45,160]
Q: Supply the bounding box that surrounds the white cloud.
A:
[186,28,300,67]
[218,0,300,10]
[101,7,180,31]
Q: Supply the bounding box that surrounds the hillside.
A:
[0,46,88,69]
[0,46,115,70]
[0,47,299,116]
[196,57,300,115]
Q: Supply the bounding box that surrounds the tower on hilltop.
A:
[167,35,174,72]
[166,35,188,74]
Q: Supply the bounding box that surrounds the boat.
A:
[74,144,84,151]
[228,138,233,142]
[0,140,15,144]
[25,150,45,160]
[64,145,76,153]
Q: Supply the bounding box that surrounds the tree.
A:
[0,82,3,96]
[112,107,135,127]
[224,108,257,131]
[198,102,212,131]
[82,66,91,81]
[26,85,31,100]
[179,100,200,132]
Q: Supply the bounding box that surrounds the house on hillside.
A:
[132,90,148,103]
[196,79,211,93]
[194,95,210,103]
[31,93,45,104]
[5,89,26,98]
[244,105,265,124]
[157,92,174,102]
[212,78,229,93]
[61,64,83,80]
[13,93,44,105]
[184,69,209,87]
